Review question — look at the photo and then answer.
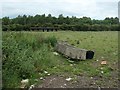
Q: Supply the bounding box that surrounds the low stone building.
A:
[30,27,58,32]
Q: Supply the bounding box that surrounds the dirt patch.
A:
[35,74,117,88]
[36,75,71,88]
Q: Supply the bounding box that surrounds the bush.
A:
[45,36,57,47]
[2,32,57,88]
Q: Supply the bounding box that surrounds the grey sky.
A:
[0,0,119,20]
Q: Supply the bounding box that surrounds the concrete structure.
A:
[55,41,94,60]
[30,27,58,31]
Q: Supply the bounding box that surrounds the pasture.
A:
[2,31,118,88]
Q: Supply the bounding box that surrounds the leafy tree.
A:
[2,17,10,25]
[2,14,119,31]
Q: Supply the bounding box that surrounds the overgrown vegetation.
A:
[2,31,118,88]
[2,32,57,88]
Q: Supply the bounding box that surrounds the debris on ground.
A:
[44,71,48,74]
[40,77,43,80]
[70,64,73,66]
[36,74,118,88]
[21,79,29,88]
[101,71,104,74]
[67,60,74,63]
[28,84,35,90]
[90,77,93,79]
[64,84,67,86]
[53,52,59,55]
[47,73,51,76]
[101,61,107,65]
[96,59,99,61]
[65,78,72,81]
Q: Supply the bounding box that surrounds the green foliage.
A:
[2,31,118,88]
[2,17,10,25]
[2,32,57,88]
[2,14,120,31]
[44,36,57,47]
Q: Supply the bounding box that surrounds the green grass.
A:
[2,31,118,88]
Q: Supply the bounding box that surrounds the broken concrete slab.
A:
[55,41,94,60]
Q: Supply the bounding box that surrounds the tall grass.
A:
[2,32,57,88]
[2,31,118,88]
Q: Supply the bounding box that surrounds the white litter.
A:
[68,60,74,63]
[70,64,73,66]
[64,84,67,86]
[21,79,29,84]
[28,84,35,90]
[65,78,72,81]
[101,71,104,74]
[90,77,93,79]
[40,77,43,80]
[60,86,64,88]
[101,61,107,65]
[44,71,48,74]
[21,79,29,88]
[53,52,59,55]
[47,73,50,76]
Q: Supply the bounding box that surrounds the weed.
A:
[2,31,118,88]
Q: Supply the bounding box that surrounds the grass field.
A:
[2,31,118,88]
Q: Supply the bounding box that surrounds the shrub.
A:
[44,36,57,47]
[2,32,57,88]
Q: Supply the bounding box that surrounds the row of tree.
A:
[2,14,120,31]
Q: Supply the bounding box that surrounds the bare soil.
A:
[36,74,118,88]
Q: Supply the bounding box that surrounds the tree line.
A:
[2,14,120,31]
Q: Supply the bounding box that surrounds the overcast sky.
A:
[0,0,120,20]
